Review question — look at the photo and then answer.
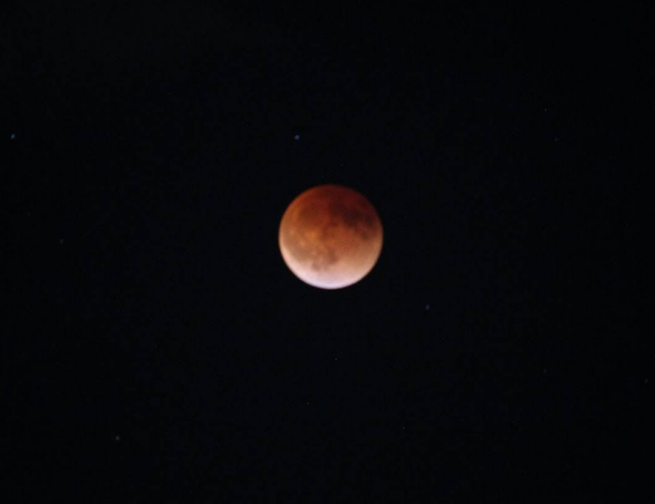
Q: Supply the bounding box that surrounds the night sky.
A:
[3,2,652,501]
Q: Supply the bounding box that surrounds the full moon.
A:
[279,184,383,289]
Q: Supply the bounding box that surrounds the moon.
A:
[279,184,383,289]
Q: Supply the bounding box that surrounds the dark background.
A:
[2,2,652,501]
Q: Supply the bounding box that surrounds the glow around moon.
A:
[278,184,383,289]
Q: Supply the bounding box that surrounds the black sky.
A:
[2,2,652,501]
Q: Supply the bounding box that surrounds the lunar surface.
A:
[279,184,383,289]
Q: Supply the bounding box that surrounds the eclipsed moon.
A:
[279,184,383,289]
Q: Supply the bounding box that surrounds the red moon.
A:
[279,184,383,289]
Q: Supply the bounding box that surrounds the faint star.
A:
[425,304,430,311]
[115,435,120,441]
[59,238,64,244]
[294,134,301,140]
[10,134,16,140]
